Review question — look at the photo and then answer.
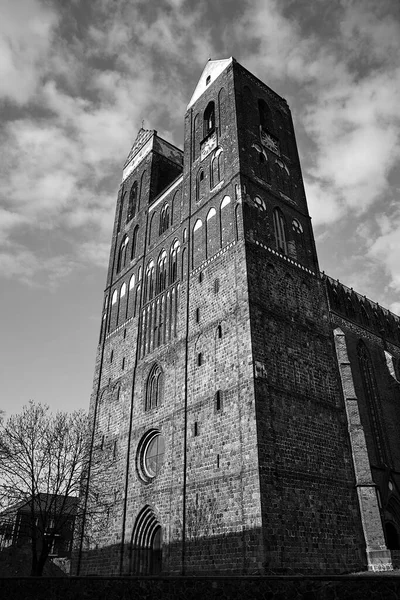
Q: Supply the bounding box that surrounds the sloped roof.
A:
[187,58,234,109]
[123,128,155,169]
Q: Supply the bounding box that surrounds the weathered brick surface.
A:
[78,58,400,577]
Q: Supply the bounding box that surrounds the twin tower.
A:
[77,58,400,575]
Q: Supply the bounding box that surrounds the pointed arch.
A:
[157,250,167,294]
[131,225,139,260]
[196,169,205,202]
[218,87,226,135]
[169,239,180,285]
[159,204,170,235]
[117,235,129,273]
[203,101,215,137]
[357,340,389,466]
[139,170,147,208]
[127,181,138,222]
[144,260,155,303]
[117,190,125,233]
[273,207,287,254]
[146,363,163,411]
[130,505,162,575]
[171,190,180,225]
[210,148,224,189]
[258,98,274,133]
[192,219,203,268]
[220,195,233,247]
[206,207,218,257]
[193,113,200,161]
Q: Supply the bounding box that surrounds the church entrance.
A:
[130,505,162,574]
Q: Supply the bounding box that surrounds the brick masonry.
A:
[75,58,400,576]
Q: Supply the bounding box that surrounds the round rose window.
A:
[137,430,165,482]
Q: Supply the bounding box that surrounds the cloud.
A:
[367,211,400,293]
[0,0,58,104]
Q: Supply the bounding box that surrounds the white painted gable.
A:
[187,58,233,109]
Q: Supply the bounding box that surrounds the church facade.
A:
[76,58,400,576]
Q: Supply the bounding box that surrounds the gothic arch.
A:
[145,363,163,411]
[129,505,162,575]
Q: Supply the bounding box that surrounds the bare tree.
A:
[0,402,113,576]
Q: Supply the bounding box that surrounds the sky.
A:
[1,0,400,418]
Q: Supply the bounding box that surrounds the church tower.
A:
[77,58,392,575]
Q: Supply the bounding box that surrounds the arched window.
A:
[203,101,215,137]
[258,151,270,182]
[273,208,287,254]
[206,207,218,257]
[145,260,155,303]
[157,250,167,294]
[220,195,233,247]
[117,236,129,273]
[159,204,170,235]
[193,113,200,160]
[127,181,138,222]
[171,190,180,226]
[196,169,205,202]
[111,290,118,305]
[357,341,388,466]
[258,99,274,133]
[192,219,203,268]
[275,109,287,155]
[148,213,156,245]
[169,240,180,284]
[218,88,226,135]
[146,364,163,411]
[120,282,126,298]
[210,148,224,189]
[275,161,291,197]
[131,226,139,260]
[117,190,125,233]
[139,170,147,208]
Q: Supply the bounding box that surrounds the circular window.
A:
[137,430,165,483]
[292,219,303,233]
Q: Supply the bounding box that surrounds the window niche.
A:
[203,101,215,138]
[145,363,163,411]
[273,208,288,254]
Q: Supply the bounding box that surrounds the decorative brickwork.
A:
[76,58,400,577]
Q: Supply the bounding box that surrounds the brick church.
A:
[76,58,400,575]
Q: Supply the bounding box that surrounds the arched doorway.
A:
[130,505,162,574]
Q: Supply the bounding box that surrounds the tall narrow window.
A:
[117,236,129,273]
[117,191,125,233]
[145,260,155,303]
[157,250,167,294]
[139,170,147,208]
[145,364,162,411]
[196,170,205,202]
[357,341,389,466]
[127,181,138,222]
[193,113,200,160]
[273,208,287,254]
[258,99,274,133]
[210,148,224,188]
[275,161,291,196]
[159,204,170,235]
[169,240,180,284]
[130,226,138,260]
[203,101,215,137]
